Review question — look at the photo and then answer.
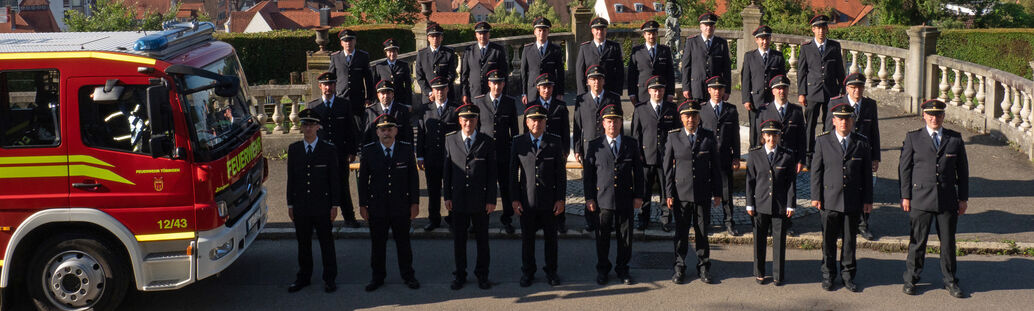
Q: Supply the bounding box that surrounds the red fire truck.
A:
[0,22,268,310]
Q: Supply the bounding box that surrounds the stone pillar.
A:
[570,4,593,92]
[414,0,434,51]
[906,26,939,115]
[306,46,331,100]
[738,4,763,72]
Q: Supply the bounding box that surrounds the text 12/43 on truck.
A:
[0,21,268,310]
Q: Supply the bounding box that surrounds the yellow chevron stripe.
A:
[0,155,113,167]
[136,232,195,242]
[0,165,67,178]
[0,155,133,185]
[0,52,156,65]
[68,165,135,185]
[0,259,4,267]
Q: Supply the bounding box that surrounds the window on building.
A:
[654,2,662,11]
[614,4,624,13]
[634,3,644,12]
[1,70,61,148]
[505,0,514,11]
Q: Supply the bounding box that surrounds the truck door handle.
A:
[73,182,102,189]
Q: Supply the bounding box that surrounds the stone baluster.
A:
[254,95,270,133]
[938,66,950,102]
[975,75,986,113]
[787,44,798,76]
[877,55,889,89]
[1017,90,1025,130]
[892,57,904,92]
[272,97,286,133]
[863,53,874,87]
[962,72,975,109]
[950,69,963,106]
[774,43,783,54]
[849,51,859,74]
[288,96,301,133]
[1010,86,1022,127]
[999,84,1013,123]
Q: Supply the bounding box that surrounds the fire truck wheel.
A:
[27,233,129,311]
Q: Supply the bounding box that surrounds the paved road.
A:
[120,239,1034,310]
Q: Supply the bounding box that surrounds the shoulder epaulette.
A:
[331,50,341,55]
[474,94,486,99]
[909,127,923,133]
[398,141,412,145]
[944,128,959,136]
[802,40,812,45]
[854,132,869,140]
[817,131,831,137]
[445,131,458,136]
[669,129,681,133]
[363,142,377,148]
[399,104,411,109]
[546,133,561,138]
[830,95,844,100]
[606,91,621,97]
[780,146,796,154]
[524,42,535,47]
[581,41,592,45]
[750,146,763,152]
[357,49,369,56]
[513,134,524,140]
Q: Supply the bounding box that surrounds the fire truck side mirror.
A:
[147,83,173,158]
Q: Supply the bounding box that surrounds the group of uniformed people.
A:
[284,14,969,299]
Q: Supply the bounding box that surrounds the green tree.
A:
[65,0,178,32]
[489,5,527,24]
[864,0,945,25]
[348,0,419,24]
[526,0,562,24]
[979,3,1034,28]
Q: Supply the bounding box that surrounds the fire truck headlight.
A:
[209,238,234,260]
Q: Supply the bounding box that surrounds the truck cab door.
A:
[65,77,195,237]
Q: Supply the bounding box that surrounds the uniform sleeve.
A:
[442,140,453,201]
[871,107,882,162]
[407,149,420,204]
[460,48,471,99]
[680,41,691,87]
[509,140,521,204]
[956,137,969,201]
[633,141,646,200]
[447,51,459,83]
[520,47,530,98]
[575,47,587,95]
[415,53,430,96]
[357,148,370,207]
[363,57,375,102]
[709,139,722,197]
[555,148,568,202]
[328,145,342,206]
[731,106,741,157]
[626,53,639,99]
[583,144,597,201]
[572,98,584,154]
[415,116,426,159]
[486,140,498,202]
[663,134,677,199]
[796,48,808,95]
[898,134,914,200]
[746,153,756,208]
[810,138,825,201]
[561,107,571,155]
[663,48,676,98]
[741,53,753,103]
[721,41,732,96]
[863,141,874,205]
[786,153,798,211]
[286,145,296,206]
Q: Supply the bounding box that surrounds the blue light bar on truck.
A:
[134,21,216,52]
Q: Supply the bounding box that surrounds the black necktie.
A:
[346,54,352,64]
[768,151,774,164]
[532,138,539,151]
[438,105,444,117]
[385,147,392,160]
[714,104,721,118]
[819,44,824,55]
[688,132,695,149]
[481,47,486,57]
[465,137,472,152]
[762,52,768,63]
[649,47,655,60]
[706,40,712,49]
[779,106,785,119]
[841,138,848,152]
[610,140,618,158]
[932,132,941,149]
[540,45,545,56]
[493,99,499,110]
[598,43,604,54]
[306,145,313,155]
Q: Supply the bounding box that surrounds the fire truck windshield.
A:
[181,55,255,159]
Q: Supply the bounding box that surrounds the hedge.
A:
[217,24,1032,84]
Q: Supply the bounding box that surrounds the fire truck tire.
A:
[26,233,129,311]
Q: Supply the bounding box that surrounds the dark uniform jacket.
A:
[663,128,722,203]
[520,42,566,99]
[572,91,621,155]
[626,43,675,100]
[474,94,520,153]
[746,146,798,215]
[443,131,498,212]
[825,96,881,161]
[371,59,413,106]
[358,141,419,218]
[756,102,807,163]
[362,102,412,145]
[740,49,787,105]
[415,45,458,98]
[525,98,570,154]
[287,139,341,216]
[583,135,645,211]
[681,35,732,100]
[699,101,741,165]
[416,101,459,166]
[574,40,624,96]
[796,39,845,103]
[631,100,679,166]
[460,42,510,100]
[328,49,375,113]
[509,133,567,211]
[308,96,358,156]
[899,127,969,212]
[810,131,873,214]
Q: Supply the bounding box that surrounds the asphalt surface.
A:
[119,239,1034,310]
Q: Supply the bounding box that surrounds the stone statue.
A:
[664,2,682,79]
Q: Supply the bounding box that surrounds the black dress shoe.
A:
[821,279,834,291]
[699,270,713,284]
[945,283,965,298]
[903,283,917,295]
[344,219,361,228]
[661,222,673,232]
[786,228,799,237]
[596,274,608,285]
[634,221,647,231]
[546,274,561,286]
[844,279,859,292]
[504,224,516,235]
[773,280,784,286]
[618,274,634,285]
[324,282,337,293]
[364,280,384,292]
[755,277,765,285]
[404,278,421,289]
[478,279,491,289]
[423,223,440,232]
[450,278,465,290]
[725,226,738,237]
[444,216,452,225]
[672,271,685,284]
[859,228,876,240]
[287,281,310,293]
[584,225,597,233]
[557,223,568,234]
[519,275,533,287]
